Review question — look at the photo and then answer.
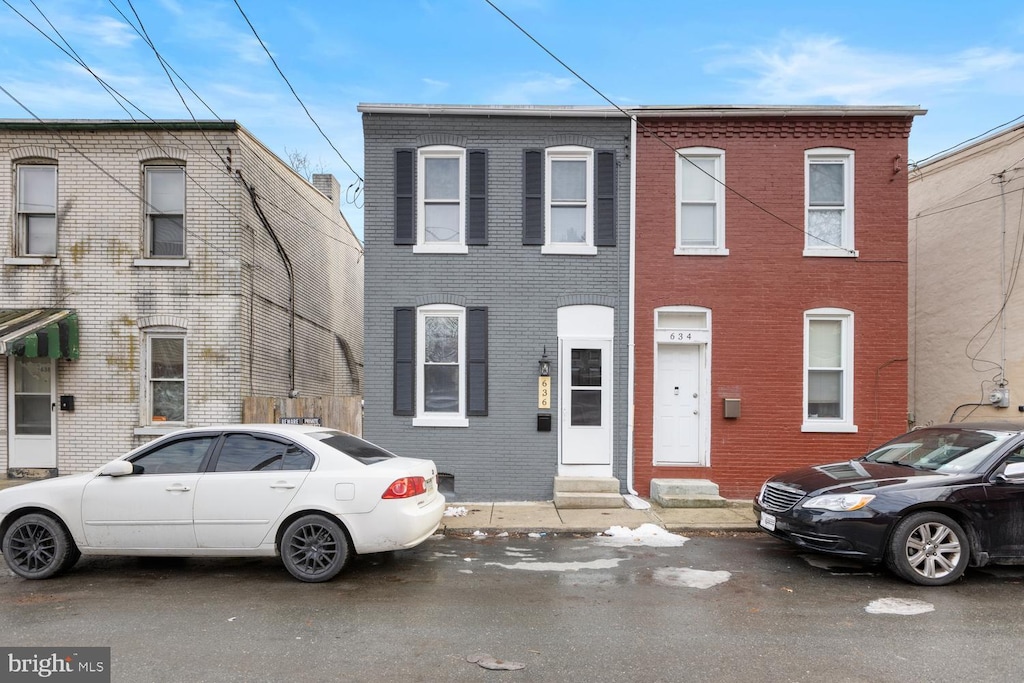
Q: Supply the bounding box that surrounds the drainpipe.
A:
[627,115,638,496]
[240,172,297,397]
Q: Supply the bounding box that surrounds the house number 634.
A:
[669,332,693,341]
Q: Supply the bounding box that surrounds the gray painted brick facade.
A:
[361,109,631,501]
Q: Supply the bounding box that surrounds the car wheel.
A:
[280,515,350,583]
[1,513,79,580]
[886,511,969,586]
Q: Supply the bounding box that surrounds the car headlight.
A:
[802,493,875,511]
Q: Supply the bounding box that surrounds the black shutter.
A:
[595,150,616,247]
[467,150,488,245]
[466,307,488,416]
[393,307,415,415]
[394,149,415,245]
[522,149,543,245]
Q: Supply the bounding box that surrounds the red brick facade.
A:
[633,115,915,498]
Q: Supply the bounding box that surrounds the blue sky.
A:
[2,0,1023,239]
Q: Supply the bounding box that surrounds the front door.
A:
[654,343,702,465]
[560,339,613,467]
[8,356,57,469]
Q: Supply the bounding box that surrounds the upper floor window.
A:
[16,165,57,257]
[416,146,467,253]
[803,308,856,433]
[676,148,726,255]
[145,166,185,258]
[805,148,855,257]
[544,146,595,255]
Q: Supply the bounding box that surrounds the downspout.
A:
[627,115,638,496]
[240,171,297,397]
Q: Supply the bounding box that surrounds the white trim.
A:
[133,258,191,268]
[675,147,726,253]
[545,146,594,251]
[4,257,60,266]
[802,307,857,433]
[144,332,187,428]
[16,164,58,258]
[144,165,186,259]
[627,115,638,495]
[804,148,855,256]
[415,304,466,426]
[416,145,466,250]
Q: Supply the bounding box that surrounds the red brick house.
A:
[629,105,925,499]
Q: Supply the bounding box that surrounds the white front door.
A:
[8,356,57,469]
[654,343,703,465]
[560,340,613,467]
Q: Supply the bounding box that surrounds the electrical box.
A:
[723,398,741,419]
[989,388,1010,408]
[537,414,552,432]
[60,395,75,412]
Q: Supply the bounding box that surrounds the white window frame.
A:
[16,164,58,258]
[143,331,187,429]
[415,145,467,254]
[675,148,728,256]
[542,145,596,256]
[414,304,468,427]
[804,148,856,257]
[802,308,857,433]
[144,165,187,260]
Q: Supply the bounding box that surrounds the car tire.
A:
[280,514,350,583]
[886,511,969,586]
[1,513,79,580]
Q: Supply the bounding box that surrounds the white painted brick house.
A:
[1,120,363,475]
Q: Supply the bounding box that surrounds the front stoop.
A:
[651,478,728,508]
[553,476,625,509]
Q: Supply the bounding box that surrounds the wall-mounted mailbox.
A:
[60,395,75,412]
[537,413,552,432]
[723,398,740,419]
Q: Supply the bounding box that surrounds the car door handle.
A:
[165,484,191,492]
[270,482,296,489]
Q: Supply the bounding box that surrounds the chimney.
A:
[312,173,341,213]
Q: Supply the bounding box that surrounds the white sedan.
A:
[0,424,445,582]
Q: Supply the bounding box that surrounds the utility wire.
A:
[912,113,1024,167]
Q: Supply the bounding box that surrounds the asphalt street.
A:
[3,531,1024,682]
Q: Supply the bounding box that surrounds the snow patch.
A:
[653,567,731,589]
[594,524,689,547]
[444,506,468,517]
[485,558,624,572]
[865,597,935,615]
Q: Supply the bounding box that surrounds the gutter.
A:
[627,115,638,496]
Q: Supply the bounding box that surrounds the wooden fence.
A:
[243,396,362,436]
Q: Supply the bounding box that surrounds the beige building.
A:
[909,122,1024,426]
[1,120,363,476]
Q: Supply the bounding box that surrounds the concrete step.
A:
[553,476,620,494]
[553,491,626,509]
[651,479,728,508]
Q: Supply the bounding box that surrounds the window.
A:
[16,165,57,257]
[416,146,467,253]
[131,436,214,475]
[147,334,186,425]
[805,149,855,257]
[416,305,466,426]
[803,309,856,433]
[544,146,594,255]
[145,166,185,258]
[676,148,726,255]
[213,434,313,472]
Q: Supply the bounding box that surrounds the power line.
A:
[912,113,1024,167]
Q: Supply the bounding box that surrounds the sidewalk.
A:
[439,500,758,535]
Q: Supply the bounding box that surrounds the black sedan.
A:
[754,421,1024,586]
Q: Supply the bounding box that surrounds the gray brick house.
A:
[1,120,363,476]
[359,104,631,501]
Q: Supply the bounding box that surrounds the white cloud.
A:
[422,77,449,89]
[712,34,1024,103]
[486,72,577,104]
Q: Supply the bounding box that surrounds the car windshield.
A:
[306,430,398,465]
[862,427,1016,472]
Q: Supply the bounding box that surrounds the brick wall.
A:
[633,116,913,498]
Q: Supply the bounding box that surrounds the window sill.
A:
[133,258,191,267]
[412,416,470,428]
[4,257,60,266]
[541,245,598,256]
[801,422,859,433]
[674,247,729,256]
[134,425,186,436]
[802,248,858,258]
[413,244,469,255]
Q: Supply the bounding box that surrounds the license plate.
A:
[760,511,776,531]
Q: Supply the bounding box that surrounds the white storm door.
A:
[654,343,702,465]
[8,356,57,469]
[81,474,201,549]
[560,340,613,465]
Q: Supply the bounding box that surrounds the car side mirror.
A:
[99,460,135,477]
[995,462,1024,483]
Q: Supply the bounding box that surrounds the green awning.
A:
[0,309,79,359]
